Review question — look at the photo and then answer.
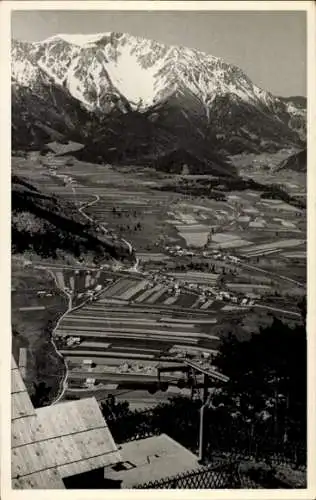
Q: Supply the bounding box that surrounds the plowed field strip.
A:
[58,330,201,343]
[164,296,178,305]
[200,300,214,310]
[61,350,156,359]
[80,341,111,349]
[146,286,168,304]
[111,346,161,353]
[62,316,198,330]
[68,372,162,382]
[99,278,133,298]
[135,284,162,303]
[72,303,216,316]
[118,280,149,301]
[57,326,215,338]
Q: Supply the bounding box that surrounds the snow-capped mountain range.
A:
[11,32,306,170]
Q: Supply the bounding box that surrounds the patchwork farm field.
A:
[13,152,306,272]
[12,150,306,409]
[54,292,240,398]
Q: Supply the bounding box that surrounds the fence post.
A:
[198,404,207,464]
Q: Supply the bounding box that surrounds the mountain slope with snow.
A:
[11,32,306,166]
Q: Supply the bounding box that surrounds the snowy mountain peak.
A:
[12,30,276,112]
[41,32,113,47]
[11,31,306,158]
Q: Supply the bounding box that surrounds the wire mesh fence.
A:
[134,462,241,489]
[133,458,307,490]
[102,398,307,488]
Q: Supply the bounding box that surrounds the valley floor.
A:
[11,150,306,408]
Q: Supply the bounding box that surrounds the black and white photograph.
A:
[2,0,315,494]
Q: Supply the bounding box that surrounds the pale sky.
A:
[11,10,306,97]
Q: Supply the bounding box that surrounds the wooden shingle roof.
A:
[11,358,36,422]
[11,357,121,489]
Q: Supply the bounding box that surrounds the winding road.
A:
[78,192,134,261]
[78,194,100,220]
[46,178,138,404]
[46,268,73,405]
[253,303,301,318]
[238,261,305,289]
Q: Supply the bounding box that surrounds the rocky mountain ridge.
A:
[12,32,306,169]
